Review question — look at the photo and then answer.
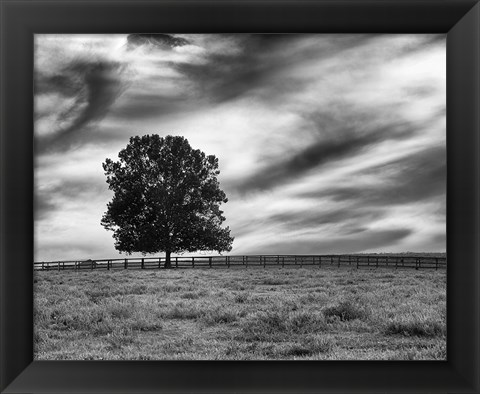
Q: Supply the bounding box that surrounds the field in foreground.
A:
[34,267,446,360]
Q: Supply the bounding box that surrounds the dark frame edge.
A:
[1,0,35,392]
[1,0,480,393]
[447,2,480,393]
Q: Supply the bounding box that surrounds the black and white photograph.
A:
[33,33,446,360]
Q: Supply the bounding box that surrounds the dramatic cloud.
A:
[234,121,417,194]
[34,35,131,153]
[317,146,446,206]
[34,34,446,261]
[126,33,189,49]
[254,229,414,255]
[35,60,127,153]
[34,193,58,221]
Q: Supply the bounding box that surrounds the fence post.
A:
[376,257,379,268]
[356,257,359,269]
[176,257,178,268]
[158,258,161,269]
[395,259,398,269]
[58,262,60,271]
[263,256,266,268]
[282,256,285,267]
[141,258,144,269]
[337,256,340,268]
[192,257,195,268]
[295,256,297,266]
[278,255,280,265]
[124,258,128,270]
[209,257,212,268]
[300,257,303,268]
[107,260,110,270]
[319,256,322,268]
[415,259,419,270]
[367,256,370,266]
[246,255,248,268]
[228,256,230,268]
[386,256,389,267]
[330,256,333,265]
[435,258,438,270]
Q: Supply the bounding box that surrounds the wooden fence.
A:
[33,254,447,272]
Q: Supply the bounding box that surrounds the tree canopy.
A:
[101,134,234,268]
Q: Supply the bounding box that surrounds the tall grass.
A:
[323,300,370,322]
[34,266,446,360]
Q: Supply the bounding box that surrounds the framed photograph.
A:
[1,0,479,393]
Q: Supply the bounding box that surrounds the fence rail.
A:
[33,254,447,272]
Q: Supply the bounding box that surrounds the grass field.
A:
[34,266,446,360]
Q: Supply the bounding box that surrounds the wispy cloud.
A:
[255,229,414,255]
[126,33,190,49]
[36,60,127,153]
[233,120,418,195]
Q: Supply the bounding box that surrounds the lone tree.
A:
[101,135,234,268]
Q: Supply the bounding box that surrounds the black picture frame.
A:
[1,1,479,393]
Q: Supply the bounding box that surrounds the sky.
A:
[34,34,446,261]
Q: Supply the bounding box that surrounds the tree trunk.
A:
[164,250,172,269]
